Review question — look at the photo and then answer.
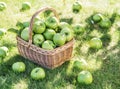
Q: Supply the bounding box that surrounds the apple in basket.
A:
[0,2,7,11]
[59,22,71,29]
[21,27,29,41]
[45,16,59,29]
[12,62,26,73]
[31,67,45,80]
[20,2,31,11]
[33,34,45,47]
[43,29,56,40]
[60,27,74,42]
[42,40,56,50]
[33,20,46,34]
[53,33,66,46]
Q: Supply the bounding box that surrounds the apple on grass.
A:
[77,70,93,85]
[33,20,46,34]
[43,29,56,40]
[0,46,8,59]
[99,18,111,29]
[21,27,29,41]
[0,2,7,11]
[45,16,59,29]
[33,34,44,47]
[72,24,84,34]
[89,37,102,49]
[20,2,31,11]
[53,33,66,46]
[60,27,73,42]
[42,40,55,50]
[72,1,82,13]
[92,13,103,23]
[0,28,7,38]
[31,67,45,80]
[12,62,26,73]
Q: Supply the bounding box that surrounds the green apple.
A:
[60,27,73,42]
[33,34,44,47]
[21,2,31,11]
[74,59,88,70]
[44,10,53,17]
[43,29,56,40]
[42,40,55,50]
[72,1,82,13]
[0,28,6,37]
[21,27,29,41]
[30,67,45,80]
[99,18,111,29]
[34,16,41,22]
[12,62,26,73]
[0,46,8,55]
[33,20,46,34]
[0,47,7,59]
[53,33,66,46]
[77,71,93,85]
[0,2,7,11]
[89,38,102,49]
[72,24,84,34]
[59,22,71,29]
[92,13,103,23]
[45,16,59,29]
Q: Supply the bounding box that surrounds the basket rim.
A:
[17,36,75,55]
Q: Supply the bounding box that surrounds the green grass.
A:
[0,0,120,89]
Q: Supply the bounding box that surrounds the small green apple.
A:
[42,40,55,50]
[92,13,103,23]
[0,28,6,38]
[99,18,111,29]
[89,38,102,49]
[59,22,71,29]
[0,2,7,11]
[53,33,66,46]
[33,34,44,47]
[21,27,29,41]
[12,62,26,73]
[30,67,45,80]
[60,27,73,42]
[45,16,59,29]
[43,29,56,40]
[72,24,84,34]
[72,1,82,13]
[77,71,93,85]
[0,47,7,59]
[21,2,31,11]
[33,20,46,34]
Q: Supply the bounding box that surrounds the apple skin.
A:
[72,1,82,13]
[21,2,31,11]
[45,16,59,29]
[43,29,56,40]
[0,47,6,59]
[12,62,26,73]
[33,20,46,34]
[42,40,55,50]
[53,33,66,46]
[0,28,6,37]
[72,24,84,34]
[60,27,73,42]
[0,2,7,11]
[99,18,111,29]
[89,38,102,49]
[33,34,45,47]
[92,13,103,23]
[21,27,29,41]
[30,67,45,80]
[77,71,93,85]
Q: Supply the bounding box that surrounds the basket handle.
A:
[28,7,59,47]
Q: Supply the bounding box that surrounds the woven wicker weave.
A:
[16,7,75,69]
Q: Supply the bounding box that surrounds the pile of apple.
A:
[20,16,74,50]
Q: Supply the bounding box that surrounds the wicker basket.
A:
[16,7,75,69]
